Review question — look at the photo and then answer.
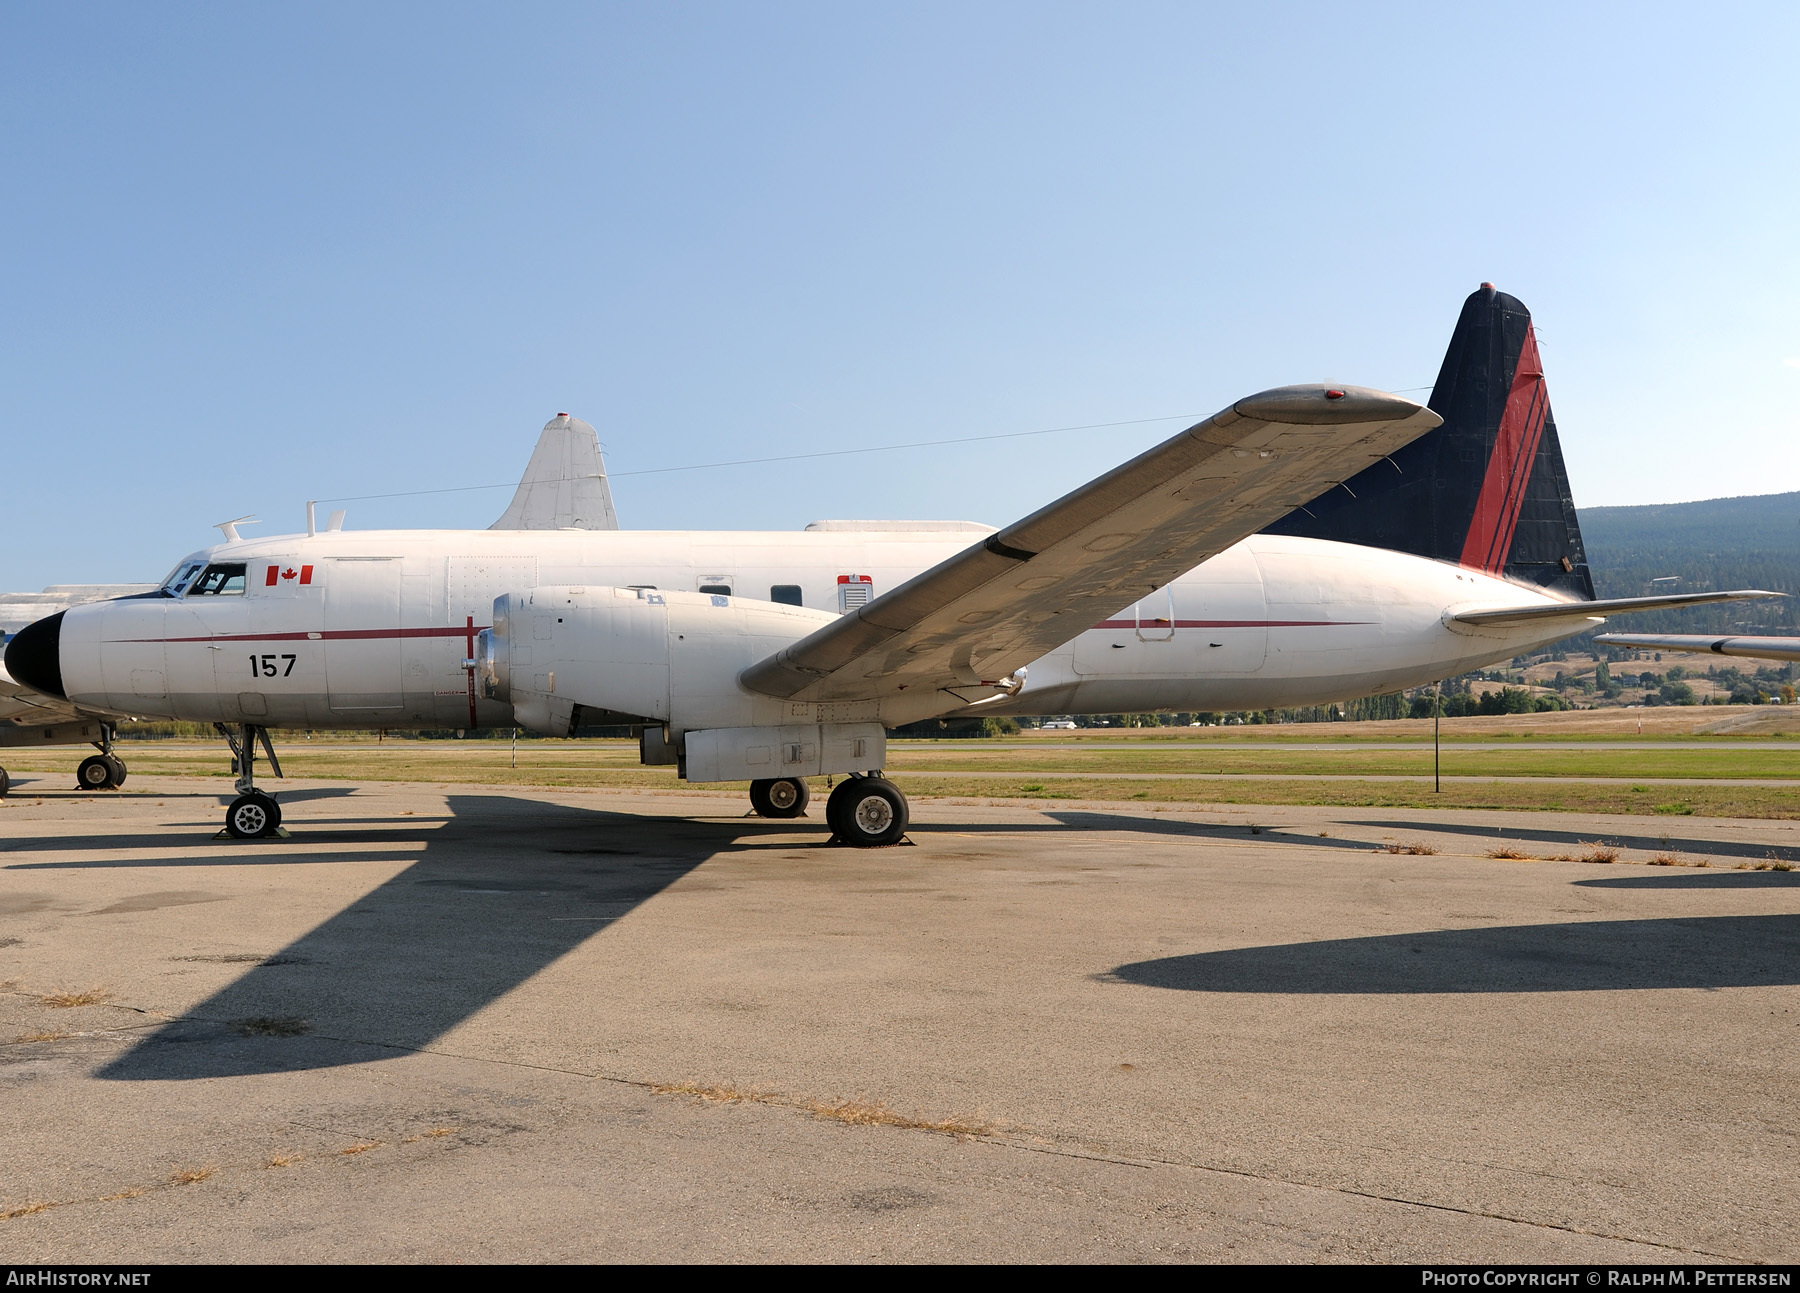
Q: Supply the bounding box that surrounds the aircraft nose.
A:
[5,610,65,698]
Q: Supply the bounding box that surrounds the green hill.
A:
[1576,491,1800,639]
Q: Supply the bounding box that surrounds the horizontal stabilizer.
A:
[491,413,620,531]
[1593,633,1800,663]
[1452,590,1782,627]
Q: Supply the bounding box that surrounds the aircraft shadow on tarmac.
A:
[1106,915,1800,994]
[1359,819,1800,865]
[1574,871,1800,889]
[95,794,793,1083]
[1037,811,1377,853]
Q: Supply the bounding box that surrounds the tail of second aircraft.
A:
[1264,284,1595,600]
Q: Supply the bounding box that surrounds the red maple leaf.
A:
[281,567,298,581]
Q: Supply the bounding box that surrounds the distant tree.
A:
[1658,682,1695,706]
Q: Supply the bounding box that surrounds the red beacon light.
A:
[1325,389,1345,399]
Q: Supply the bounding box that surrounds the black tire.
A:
[0,767,9,797]
[77,755,117,791]
[825,776,908,848]
[749,777,810,819]
[225,793,282,839]
[105,756,127,787]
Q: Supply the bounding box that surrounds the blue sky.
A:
[3,2,1797,588]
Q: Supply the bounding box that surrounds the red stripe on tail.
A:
[1459,325,1550,574]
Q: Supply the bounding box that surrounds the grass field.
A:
[6,707,1800,819]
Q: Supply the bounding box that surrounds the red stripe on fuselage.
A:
[1460,325,1550,575]
[1090,619,1370,630]
[116,626,487,644]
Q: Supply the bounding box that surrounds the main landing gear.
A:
[217,722,285,839]
[748,777,810,819]
[75,723,128,791]
[824,774,909,848]
[746,773,909,846]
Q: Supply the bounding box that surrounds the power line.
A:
[312,388,1440,505]
[313,411,1203,505]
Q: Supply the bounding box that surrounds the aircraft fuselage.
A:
[55,527,1586,728]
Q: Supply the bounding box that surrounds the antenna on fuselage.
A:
[214,515,260,543]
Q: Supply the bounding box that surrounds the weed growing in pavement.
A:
[41,987,111,1008]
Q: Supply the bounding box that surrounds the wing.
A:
[742,384,1440,709]
[1592,632,1800,663]
[1452,590,1781,627]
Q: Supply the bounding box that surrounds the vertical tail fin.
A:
[1264,284,1594,600]
[490,413,621,531]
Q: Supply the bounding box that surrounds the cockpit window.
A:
[187,563,247,596]
[158,562,206,596]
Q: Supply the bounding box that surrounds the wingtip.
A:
[1233,384,1438,427]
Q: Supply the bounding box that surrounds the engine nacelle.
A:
[475,585,887,781]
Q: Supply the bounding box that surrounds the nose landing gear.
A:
[217,722,285,839]
[74,723,127,791]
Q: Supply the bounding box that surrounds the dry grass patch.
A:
[649,1080,775,1105]
[40,987,111,1008]
[338,1141,384,1156]
[1578,844,1620,864]
[805,1098,996,1138]
[0,1202,52,1220]
[401,1127,458,1144]
[1484,847,1534,860]
[1377,841,1439,855]
[15,1030,70,1043]
[168,1166,214,1185]
[99,1188,147,1201]
[265,1154,300,1168]
[1650,853,1680,866]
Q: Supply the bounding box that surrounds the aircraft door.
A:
[1178,553,1268,676]
[325,558,403,710]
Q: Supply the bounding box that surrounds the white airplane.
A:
[2,287,1774,843]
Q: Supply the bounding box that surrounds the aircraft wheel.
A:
[0,767,9,797]
[105,756,127,787]
[749,777,809,818]
[225,792,282,840]
[77,755,118,791]
[826,776,908,848]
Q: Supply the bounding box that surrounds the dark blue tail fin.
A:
[1264,284,1595,600]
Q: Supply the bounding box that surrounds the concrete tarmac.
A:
[2,776,1797,1263]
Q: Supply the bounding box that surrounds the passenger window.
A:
[770,585,803,606]
[188,563,247,596]
[698,584,732,596]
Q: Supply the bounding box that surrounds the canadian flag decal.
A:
[265,564,315,586]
